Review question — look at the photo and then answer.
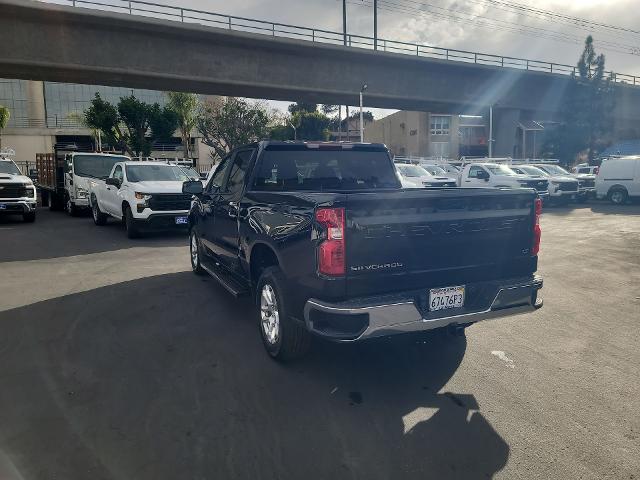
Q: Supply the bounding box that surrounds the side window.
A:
[112,165,123,181]
[207,155,232,192]
[224,149,254,195]
[468,166,485,179]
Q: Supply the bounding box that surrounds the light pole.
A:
[359,83,367,143]
[373,0,378,50]
[488,104,494,158]
[343,0,347,46]
[287,120,297,141]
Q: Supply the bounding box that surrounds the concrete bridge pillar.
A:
[492,108,521,158]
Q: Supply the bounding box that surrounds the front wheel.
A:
[92,199,108,225]
[66,196,79,217]
[124,206,141,239]
[190,229,205,275]
[23,211,36,223]
[256,266,311,361]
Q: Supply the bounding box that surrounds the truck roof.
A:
[257,141,388,151]
[71,152,130,158]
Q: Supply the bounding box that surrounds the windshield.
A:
[517,166,547,176]
[397,165,429,177]
[73,155,129,179]
[422,165,447,176]
[486,164,518,176]
[181,167,201,180]
[126,164,191,182]
[537,165,570,176]
[0,161,21,175]
[254,149,400,191]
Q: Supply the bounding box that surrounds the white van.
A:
[595,156,640,204]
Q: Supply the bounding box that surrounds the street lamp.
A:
[287,120,297,140]
[359,83,368,143]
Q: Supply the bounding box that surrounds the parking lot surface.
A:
[0,204,639,480]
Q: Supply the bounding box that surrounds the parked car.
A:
[595,156,640,204]
[183,141,543,360]
[89,161,193,238]
[422,162,461,176]
[395,163,457,188]
[419,164,459,184]
[514,164,579,204]
[458,163,550,202]
[0,156,37,222]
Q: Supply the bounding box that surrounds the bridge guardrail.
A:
[54,0,638,87]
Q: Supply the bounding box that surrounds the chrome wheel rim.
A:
[260,284,280,345]
[190,233,198,267]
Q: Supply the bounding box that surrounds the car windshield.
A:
[181,167,200,180]
[126,164,191,182]
[0,161,21,175]
[254,149,400,191]
[397,165,429,177]
[73,155,129,178]
[422,165,447,176]
[486,164,518,176]
[538,165,570,176]
[518,166,547,176]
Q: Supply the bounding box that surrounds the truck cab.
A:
[64,153,129,215]
[0,155,37,222]
[459,163,550,201]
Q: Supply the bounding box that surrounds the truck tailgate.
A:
[344,188,537,298]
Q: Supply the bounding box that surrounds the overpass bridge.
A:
[1,0,639,155]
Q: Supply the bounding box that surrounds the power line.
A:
[347,0,640,56]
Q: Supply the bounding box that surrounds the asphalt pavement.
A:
[0,204,638,480]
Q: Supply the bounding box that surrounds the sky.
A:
[48,0,640,119]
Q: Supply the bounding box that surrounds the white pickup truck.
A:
[0,156,37,222]
[458,163,550,202]
[89,161,193,238]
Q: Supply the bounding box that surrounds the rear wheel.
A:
[609,187,628,205]
[22,211,36,223]
[92,198,108,226]
[124,206,141,239]
[190,229,205,275]
[256,266,311,361]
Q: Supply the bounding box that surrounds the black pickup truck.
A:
[183,141,543,360]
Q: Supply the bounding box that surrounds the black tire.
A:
[124,206,141,239]
[256,266,311,361]
[49,193,64,211]
[608,187,628,205]
[91,198,108,226]
[66,196,79,217]
[22,211,36,223]
[190,229,205,275]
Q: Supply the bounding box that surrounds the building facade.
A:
[365,110,489,160]
[0,79,211,169]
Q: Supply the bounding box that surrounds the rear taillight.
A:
[316,207,345,276]
[532,197,542,256]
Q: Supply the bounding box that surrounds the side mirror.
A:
[183,180,204,195]
[105,177,120,187]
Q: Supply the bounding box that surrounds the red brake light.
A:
[316,207,345,276]
[532,198,542,256]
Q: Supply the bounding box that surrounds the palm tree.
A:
[0,105,10,150]
[166,92,199,164]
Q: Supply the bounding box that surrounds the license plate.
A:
[0,204,6,210]
[175,216,188,225]
[429,285,465,311]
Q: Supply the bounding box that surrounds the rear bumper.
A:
[0,199,37,214]
[303,275,543,341]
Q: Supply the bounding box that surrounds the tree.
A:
[197,97,271,160]
[0,105,10,150]
[84,93,178,157]
[166,92,199,163]
[543,36,614,164]
[288,102,318,114]
[84,93,127,153]
[291,110,331,141]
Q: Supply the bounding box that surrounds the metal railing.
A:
[51,0,639,87]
